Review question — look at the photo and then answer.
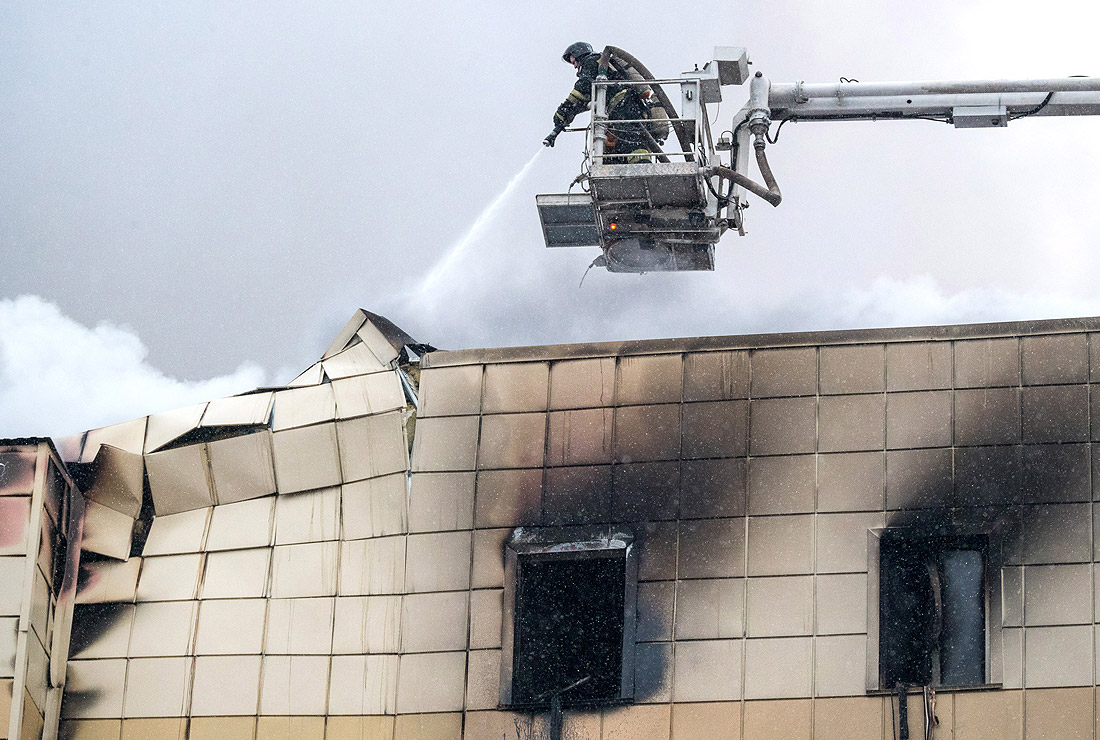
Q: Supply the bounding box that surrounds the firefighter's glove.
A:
[543,129,561,147]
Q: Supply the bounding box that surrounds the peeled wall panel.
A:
[332,373,405,419]
[271,425,341,495]
[200,393,272,427]
[207,432,278,505]
[336,413,408,483]
[145,444,213,516]
[271,386,336,432]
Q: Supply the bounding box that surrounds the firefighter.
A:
[543,42,652,164]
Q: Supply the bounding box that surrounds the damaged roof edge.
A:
[420,315,1100,368]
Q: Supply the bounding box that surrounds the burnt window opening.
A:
[502,527,637,710]
[879,532,987,689]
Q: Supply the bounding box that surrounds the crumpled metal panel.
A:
[74,558,141,605]
[356,320,403,369]
[341,475,407,540]
[0,496,31,556]
[322,342,387,379]
[79,500,133,561]
[200,392,273,427]
[142,508,211,556]
[270,542,338,598]
[200,548,269,599]
[264,597,334,655]
[53,433,85,464]
[61,658,127,719]
[144,402,207,453]
[84,445,144,518]
[274,488,339,545]
[205,497,274,552]
[332,373,405,419]
[287,361,325,387]
[271,424,341,495]
[271,385,336,432]
[0,449,36,496]
[81,418,147,462]
[145,443,214,516]
[135,554,201,602]
[336,413,408,484]
[207,431,277,505]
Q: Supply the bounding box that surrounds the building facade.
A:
[4,311,1100,739]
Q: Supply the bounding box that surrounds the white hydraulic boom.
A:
[535,46,1100,273]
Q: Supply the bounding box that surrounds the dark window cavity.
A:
[879,532,987,688]
[501,527,637,709]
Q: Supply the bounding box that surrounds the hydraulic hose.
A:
[705,142,783,207]
[599,46,695,161]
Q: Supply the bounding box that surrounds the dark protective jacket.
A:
[552,52,649,149]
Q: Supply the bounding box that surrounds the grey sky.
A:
[3,1,1100,425]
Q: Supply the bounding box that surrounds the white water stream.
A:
[417,148,544,295]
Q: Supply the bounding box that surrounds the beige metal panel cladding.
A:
[404,532,470,593]
[473,470,539,529]
[743,637,813,699]
[408,473,474,533]
[674,579,744,640]
[355,320,403,369]
[482,363,549,413]
[274,488,339,544]
[681,400,748,459]
[81,418,147,462]
[190,655,262,716]
[542,465,611,525]
[128,601,197,657]
[61,659,127,719]
[886,341,952,391]
[614,404,680,463]
[327,655,398,715]
[400,592,468,653]
[747,515,813,577]
[341,475,407,540]
[672,639,741,702]
[199,392,272,427]
[410,416,479,472]
[468,589,503,650]
[417,366,482,418]
[749,397,816,456]
[135,555,202,602]
[332,372,405,419]
[0,498,31,557]
[617,354,683,406]
[263,597,334,655]
[819,344,885,395]
[194,599,267,654]
[683,350,749,402]
[395,651,466,714]
[206,431,277,504]
[145,443,213,516]
[140,507,210,556]
[270,385,336,431]
[288,360,325,387]
[814,635,868,697]
[549,357,616,410]
[745,576,813,637]
[546,408,613,466]
[269,542,338,599]
[0,618,18,678]
[270,424,341,494]
[817,395,885,453]
[751,347,817,398]
[955,337,1020,388]
[0,450,36,496]
[143,402,206,453]
[121,657,192,718]
[747,455,814,516]
[331,595,400,655]
[258,655,329,715]
[476,413,546,470]
[338,537,405,596]
[205,497,274,551]
[612,461,678,522]
[200,548,270,599]
[1022,333,1088,385]
[336,412,408,483]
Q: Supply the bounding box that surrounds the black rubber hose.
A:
[707,144,783,207]
[600,45,694,161]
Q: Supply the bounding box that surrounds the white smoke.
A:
[0,295,267,438]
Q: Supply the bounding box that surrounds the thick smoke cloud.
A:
[0,296,266,437]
